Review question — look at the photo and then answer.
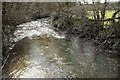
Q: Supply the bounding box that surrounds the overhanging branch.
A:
[89,17,120,22]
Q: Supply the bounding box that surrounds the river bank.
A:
[2,18,119,78]
[51,16,120,58]
[2,2,120,78]
[2,17,120,64]
[2,2,120,59]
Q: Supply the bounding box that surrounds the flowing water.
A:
[2,18,119,78]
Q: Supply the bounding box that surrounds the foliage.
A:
[3,2,120,58]
[51,2,120,57]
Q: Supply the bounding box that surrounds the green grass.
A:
[86,11,94,19]
[104,10,115,28]
[86,10,116,28]
[105,10,115,19]
[87,10,115,19]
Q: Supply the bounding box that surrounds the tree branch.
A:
[89,17,120,21]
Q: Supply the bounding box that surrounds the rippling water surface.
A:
[2,18,118,78]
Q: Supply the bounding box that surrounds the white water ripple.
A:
[13,18,65,42]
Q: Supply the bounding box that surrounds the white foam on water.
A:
[13,18,65,42]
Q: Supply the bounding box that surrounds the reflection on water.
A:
[2,19,118,78]
[3,36,118,78]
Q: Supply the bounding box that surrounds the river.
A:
[2,18,119,78]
